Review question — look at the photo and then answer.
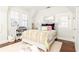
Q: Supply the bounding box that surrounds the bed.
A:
[22,24,57,51]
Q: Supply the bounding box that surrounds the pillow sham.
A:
[47,26,52,31]
[41,26,48,30]
[42,23,55,30]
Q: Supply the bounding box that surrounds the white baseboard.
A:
[0,40,8,44]
[57,37,74,42]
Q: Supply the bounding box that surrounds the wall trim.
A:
[57,37,74,42]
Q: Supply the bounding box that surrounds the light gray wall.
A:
[34,7,74,42]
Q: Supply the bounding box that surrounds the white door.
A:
[0,7,8,43]
[75,7,79,51]
[75,16,79,51]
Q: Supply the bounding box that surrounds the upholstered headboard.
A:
[41,23,55,30]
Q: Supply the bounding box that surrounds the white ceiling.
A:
[15,6,76,13]
[66,6,76,13]
[11,6,76,17]
[16,6,46,11]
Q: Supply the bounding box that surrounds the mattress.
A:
[47,30,56,43]
[22,39,46,51]
[22,30,57,51]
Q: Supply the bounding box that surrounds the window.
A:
[45,16,54,20]
[19,14,28,27]
[10,10,28,27]
[43,16,54,24]
[58,16,69,28]
[10,10,19,27]
[10,11,19,19]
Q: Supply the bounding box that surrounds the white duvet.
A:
[0,42,40,52]
[22,30,56,51]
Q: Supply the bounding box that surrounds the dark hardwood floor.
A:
[0,39,21,48]
[0,39,75,52]
[56,39,75,52]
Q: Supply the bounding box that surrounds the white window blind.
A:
[10,10,19,27]
[58,16,69,28]
[10,10,28,27]
[19,14,28,27]
[43,16,54,24]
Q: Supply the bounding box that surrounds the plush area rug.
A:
[0,41,62,52]
[50,41,62,52]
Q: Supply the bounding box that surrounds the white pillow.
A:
[41,26,47,30]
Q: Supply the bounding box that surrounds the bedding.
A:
[41,26,48,30]
[42,23,55,30]
[47,26,52,30]
[22,30,56,51]
[47,30,56,43]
